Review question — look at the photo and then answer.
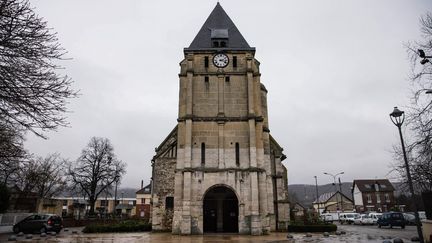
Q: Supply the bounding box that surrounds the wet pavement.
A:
[0,224,420,242]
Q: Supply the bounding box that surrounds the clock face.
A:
[213,53,229,68]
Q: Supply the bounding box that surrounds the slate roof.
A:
[136,184,152,194]
[185,3,255,51]
[353,179,395,192]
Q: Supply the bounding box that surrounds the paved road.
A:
[0,224,420,242]
[337,224,418,242]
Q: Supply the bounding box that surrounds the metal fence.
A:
[0,213,32,226]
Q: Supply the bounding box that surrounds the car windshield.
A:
[392,213,402,219]
[346,214,356,218]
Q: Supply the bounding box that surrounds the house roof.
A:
[294,202,305,209]
[136,184,151,194]
[353,179,395,192]
[185,3,254,51]
[313,191,353,204]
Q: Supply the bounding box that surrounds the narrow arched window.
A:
[201,143,206,165]
[204,56,209,68]
[233,56,237,68]
[235,143,240,166]
[165,197,174,210]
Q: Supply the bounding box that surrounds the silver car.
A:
[354,215,374,225]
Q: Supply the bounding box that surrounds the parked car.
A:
[369,213,383,224]
[377,212,405,229]
[354,214,374,225]
[13,214,63,234]
[403,213,416,225]
[339,213,360,224]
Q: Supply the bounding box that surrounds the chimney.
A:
[141,180,143,189]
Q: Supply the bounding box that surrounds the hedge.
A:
[82,220,151,233]
[288,224,337,232]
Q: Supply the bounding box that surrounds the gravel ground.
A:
[0,224,420,242]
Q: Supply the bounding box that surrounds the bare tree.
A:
[0,0,77,138]
[68,137,126,215]
[15,153,67,198]
[394,12,432,192]
[33,153,67,198]
[0,123,26,185]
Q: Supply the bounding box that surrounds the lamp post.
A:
[390,106,424,243]
[314,176,320,216]
[323,172,344,213]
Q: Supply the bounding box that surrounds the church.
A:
[150,3,290,235]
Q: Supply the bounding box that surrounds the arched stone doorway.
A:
[203,186,239,233]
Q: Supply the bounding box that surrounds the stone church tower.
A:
[151,3,290,235]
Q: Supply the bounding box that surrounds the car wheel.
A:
[13,226,19,234]
[40,227,46,233]
[378,224,381,228]
[401,225,405,229]
[55,229,61,233]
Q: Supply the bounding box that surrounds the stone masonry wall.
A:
[152,157,176,231]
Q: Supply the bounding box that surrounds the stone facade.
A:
[151,3,290,235]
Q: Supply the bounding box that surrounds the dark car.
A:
[377,212,405,229]
[13,214,63,234]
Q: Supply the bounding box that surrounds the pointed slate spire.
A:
[186,3,254,51]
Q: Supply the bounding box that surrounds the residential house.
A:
[291,202,306,220]
[136,184,151,220]
[56,196,136,218]
[312,191,354,213]
[352,179,395,213]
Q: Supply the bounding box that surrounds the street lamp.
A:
[323,172,344,187]
[389,106,424,243]
[314,176,320,216]
[323,171,344,213]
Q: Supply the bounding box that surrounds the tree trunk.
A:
[89,198,96,215]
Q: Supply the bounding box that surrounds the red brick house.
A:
[136,184,151,220]
[352,179,395,213]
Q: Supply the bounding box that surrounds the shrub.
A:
[288,224,337,232]
[83,220,151,233]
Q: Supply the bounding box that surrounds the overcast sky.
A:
[25,1,432,188]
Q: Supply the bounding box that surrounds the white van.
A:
[339,213,360,224]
